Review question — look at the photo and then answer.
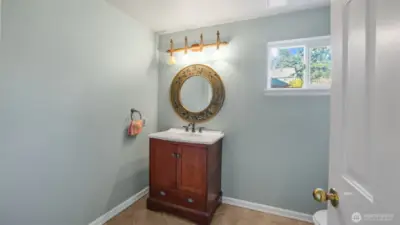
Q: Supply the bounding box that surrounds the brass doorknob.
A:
[313,188,339,207]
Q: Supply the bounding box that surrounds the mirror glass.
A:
[180,76,212,112]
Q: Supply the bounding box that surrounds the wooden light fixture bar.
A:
[167,30,228,54]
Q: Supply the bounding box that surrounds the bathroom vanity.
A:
[147,129,224,225]
[147,64,226,224]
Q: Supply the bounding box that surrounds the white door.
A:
[328,0,400,224]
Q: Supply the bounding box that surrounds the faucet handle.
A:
[198,127,206,133]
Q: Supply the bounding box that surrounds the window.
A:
[266,36,331,95]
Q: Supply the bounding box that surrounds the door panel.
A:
[329,0,399,224]
[150,139,178,189]
[345,0,369,188]
[342,0,374,201]
[373,0,400,217]
[177,145,207,195]
[330,0,375,223]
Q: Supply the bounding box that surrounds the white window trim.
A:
[265,36,331,96]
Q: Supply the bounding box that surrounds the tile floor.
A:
[105,196,312,225]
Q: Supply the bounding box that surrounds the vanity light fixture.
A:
[216,31,221,50]
[200,33,204,52]
[166,31,228,56]
[184,36,188,55]
[168,39,176,65]
[190,33,204,52]
[182,36,189,62]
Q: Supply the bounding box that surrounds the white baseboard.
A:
[88,187,313,225]
[222,197,313,223]
[88,186,149,225]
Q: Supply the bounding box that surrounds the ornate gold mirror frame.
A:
[170,64,225,123]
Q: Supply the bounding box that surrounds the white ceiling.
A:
[107,0,330,33]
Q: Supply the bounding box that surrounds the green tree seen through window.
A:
[310,46,332,84]
[276,47,305,79]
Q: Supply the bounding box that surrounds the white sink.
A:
[149,128,224,145]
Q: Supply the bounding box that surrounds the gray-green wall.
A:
[158,7,330,214]
[0,1,157,224]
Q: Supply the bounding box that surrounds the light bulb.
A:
[213,50,222,60]
[182,54,189,64]
[168,56,176,65]
[198,52,206,63]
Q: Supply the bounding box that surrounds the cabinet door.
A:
[177,145,207,195]
[150,139,178,189]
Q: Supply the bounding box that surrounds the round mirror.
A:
[180,76,212,112]
[170,64,225,123]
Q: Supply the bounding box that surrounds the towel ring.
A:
[131,109,142,121]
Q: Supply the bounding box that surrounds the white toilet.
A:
[313,210,327,225]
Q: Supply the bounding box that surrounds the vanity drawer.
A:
[176,192,206,211]
[150,187,206,211]
[150,187,180,204]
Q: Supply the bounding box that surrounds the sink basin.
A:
[149,128,224,145]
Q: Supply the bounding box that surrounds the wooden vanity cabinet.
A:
[147,138,223,225]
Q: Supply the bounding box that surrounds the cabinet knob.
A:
[160,191,166,196]
[171,153,180,158]
[187,198,194,203]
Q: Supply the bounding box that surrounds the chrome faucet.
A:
[198,127,205,133]
[188,122,196,133]
[183,122,196,133]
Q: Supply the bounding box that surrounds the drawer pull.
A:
[160,191,166,196]
[187,198,194,203]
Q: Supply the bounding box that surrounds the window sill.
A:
[264,88,330,96]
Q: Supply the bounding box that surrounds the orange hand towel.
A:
[128,120,143,136]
